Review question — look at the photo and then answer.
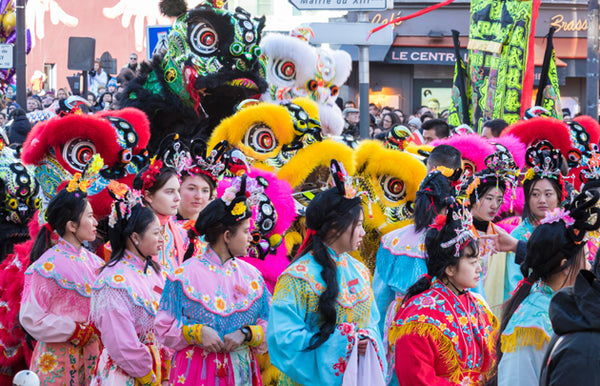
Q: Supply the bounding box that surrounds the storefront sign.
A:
[385,46,468,65]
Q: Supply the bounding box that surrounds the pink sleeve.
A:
[251,317,268,355]
[94,288,153,378]
[19,273,76,343]
[154,309,189,352]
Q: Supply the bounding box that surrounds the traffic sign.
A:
[308,22,393,45]
[0,44,14,69]
[289,0,393,11]
[146,25,171,60]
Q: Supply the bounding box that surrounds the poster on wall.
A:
[413,79,453,119]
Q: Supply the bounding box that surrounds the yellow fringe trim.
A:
[390,322,469,384]
[501,327,550,353]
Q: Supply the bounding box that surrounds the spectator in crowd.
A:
[124,52,139,72]
[422,118,450,144]
[42,92,55,109]
[342,107,360,139]
[407,117,421,132]
[420,111,434,123]
[481,119,509,138]
[369,103,380,120]
[26,96,42,112]
[97,92,113,112]
[381,106,392,117]
[7,108,32,145]
[393,109,405,124]
[415,105,433,119]
[0,111,5,129]
[379,112,401,135]
[107,78,118,94]
[57,88,69,100]
[88,60,108,96]
[86,92,97,111]
[4,84,15,101]
[344,100,356,109]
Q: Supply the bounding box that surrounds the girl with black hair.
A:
[155,175,270,385]
[392,202,498,385]
[503,141,565,301]
[20,186,103,385]
[372,170,453,383]
[134,157,186,277]
[493,190,600,386]
[268,160,386,385]
[91,182,166,385]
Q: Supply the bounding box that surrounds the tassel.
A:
[500,327,550,353]
[368,199,373,219]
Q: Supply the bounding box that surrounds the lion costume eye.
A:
[274,60,296,82]
[189,21,218,55]
[244,123,278,154]
[62,139,96,171]
[379,175,406,202]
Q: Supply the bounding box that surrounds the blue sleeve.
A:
[504,251,524,302]
[361,294,388,379]
[372,258,395,337]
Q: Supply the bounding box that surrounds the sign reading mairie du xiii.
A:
[289,0,393,11]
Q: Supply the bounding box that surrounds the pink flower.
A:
[540,207,574,227]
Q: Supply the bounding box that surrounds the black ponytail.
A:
[30,189,88,264]
[298,202,362,351]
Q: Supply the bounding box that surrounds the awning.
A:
[338,44,393,62]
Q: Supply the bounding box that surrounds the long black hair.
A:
[489,190,600,384]
[403,203,479,305]
[104,203,161,273]
[414,171,453,232]
[296,200,363,351]
[30,189,88,264]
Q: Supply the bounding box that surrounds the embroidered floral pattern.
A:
[38,352,58,373]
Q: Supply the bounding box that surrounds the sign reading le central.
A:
[289,0,389,11]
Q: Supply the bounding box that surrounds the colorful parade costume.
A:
[268,247,386,385]
[90,251,167,385]
[391,280,497,385]
[497,280,553,386]
[155,246,270,385]
[20,237,103,384]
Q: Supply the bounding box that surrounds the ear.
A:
[559,258,569,273]
[144,190,153,204]
[65,220,79,234]
[130,232,141,245]
[444,264,457,279]
[223,229,232,244]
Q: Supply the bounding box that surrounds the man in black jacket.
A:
[7,108,32,146]
[539,269,600,385]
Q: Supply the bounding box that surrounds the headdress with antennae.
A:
[185,139,228,184]
[522,140,563,183]
[156,133,189,175]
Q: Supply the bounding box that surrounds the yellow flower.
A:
[178,374,186,384]
[37,352,58,373]
[446,314,454,323]
[439,323,447,331]
[85,283,91,295]
[113,274,125,283]
[42,262,54,272]
[250,281,259,290]
[452,335,459,344]
[524,168,535,181]
[185,349,194,359]
[458,316,468,326]
[87,154,104,175]
[216,297,226,311]
[174,267,184,275]
[66,173,81,192]
[231,202,247,216]
[78,179,90,193]
[418,314,427,322]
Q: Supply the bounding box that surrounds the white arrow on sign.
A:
[289,0,392,11]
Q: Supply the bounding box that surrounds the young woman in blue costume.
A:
[268,160,386,385]
[492,189,600,386]
[373,169,454,384]
[503,141,565,300]
[392,201,498,386]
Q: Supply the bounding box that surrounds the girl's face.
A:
[382,115,393,129]
[135,216,162,256]
[145,175,181,216]
[102,93,112,103]
[73,202,97,242]
[529,179,559,220]
[225,219,252,257]
[471,187,504,222]
[179,175,213,219]
[446,244,481,292]
[330,211,366,254]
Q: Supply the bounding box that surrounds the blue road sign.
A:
[146,25,171,60]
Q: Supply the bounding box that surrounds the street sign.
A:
[308,22,393,45]
[289,0,393,11]
[146,25,171,60]
[0,44,14,69]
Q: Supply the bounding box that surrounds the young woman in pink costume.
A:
[155,175,270,385]
[20,184,103,384]
[91,183,168,385]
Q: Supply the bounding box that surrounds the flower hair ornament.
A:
[107,180,143,229]
[66,154,104,194]
[186,139,228,183]
[330,159,361,200]
[431,201,476,257]
[156,133,189,175]
[523,140,562,182]
[140,156,164,192]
